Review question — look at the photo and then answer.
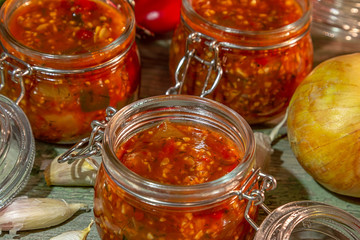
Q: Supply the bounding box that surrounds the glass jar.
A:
[254,201,360,239]
[59,95,276,240]
[0,0,141,144]
[0,94,35,210]
[59,94,360,240]
[311,0,360,65]
[169,0,313,125]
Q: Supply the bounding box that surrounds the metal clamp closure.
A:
[235,168,277,231]
[166,32,223,97]
[0,52,32,104]
[127,0,135,8]
[58,107,117,164]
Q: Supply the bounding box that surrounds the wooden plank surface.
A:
[1,37,359,240]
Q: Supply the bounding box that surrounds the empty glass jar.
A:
[0,94,35,210]
[312,0,360,65]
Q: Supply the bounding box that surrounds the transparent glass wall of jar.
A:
[0,0,141,143]
[93,95,268,240]
[0,95,35,210]
[312,0,360,65]
[254,201,360,239]
[169,0,313,125]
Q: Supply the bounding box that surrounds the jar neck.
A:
[102,95,256,208]
[0,0,135,70]
[181,0,312,48]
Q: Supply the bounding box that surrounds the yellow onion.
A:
[287,53,360,198]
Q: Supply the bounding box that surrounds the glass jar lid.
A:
[254,200,360,239]
[0,94,35,210]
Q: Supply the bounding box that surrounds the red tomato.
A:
[134,0,182,34]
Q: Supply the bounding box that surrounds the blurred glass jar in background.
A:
[0,0,140,144]
[312,0,360,65]
[169,0,313,125]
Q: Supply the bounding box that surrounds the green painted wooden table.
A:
[1,38,359,240]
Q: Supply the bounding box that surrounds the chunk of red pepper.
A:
[75,29,93,40]
[74,0,97,14]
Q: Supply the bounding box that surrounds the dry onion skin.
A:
[287,53,360,198]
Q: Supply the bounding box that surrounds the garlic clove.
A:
[44,154,99,187]
[0,197,88,234]
[254,132,273,172]
[255,110,288,172]
[50,219,94,240]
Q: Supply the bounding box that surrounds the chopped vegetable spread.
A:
[169,0,313,124]
[117,121,243,185]
[8,0,126,54]
[0,0,140,143]
[94,121,258,239]
[193,0,303,31]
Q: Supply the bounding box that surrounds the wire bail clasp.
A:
[127,0,135,8]
[235,169,277,231]
[166,32,223,97]
[58,107,117,164]
[0,52,32,104]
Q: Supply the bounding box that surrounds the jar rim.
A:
[101,95,256,207]
[181,0,312,48]
[0,101,11,160]
[254,200,360,239]
[29,39,134,74]
[182,0,312,36]
[0,0,135,61]
[0,95,35,210]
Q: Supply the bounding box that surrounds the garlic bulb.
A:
[0,197,88,234]
[50,219,94,240]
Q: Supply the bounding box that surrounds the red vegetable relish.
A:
[116,121,244,185]
[7,0,127,54]
[192,0,303,31]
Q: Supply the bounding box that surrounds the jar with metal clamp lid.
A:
[58,94,360,240]
[168,0,313,125]
[0,93,35,210]
[0,0,140,144]
[59,94,276,240]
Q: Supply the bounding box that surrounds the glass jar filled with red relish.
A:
[169,0,313,125]
[0,0,140,143]
[58,95,276,240]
